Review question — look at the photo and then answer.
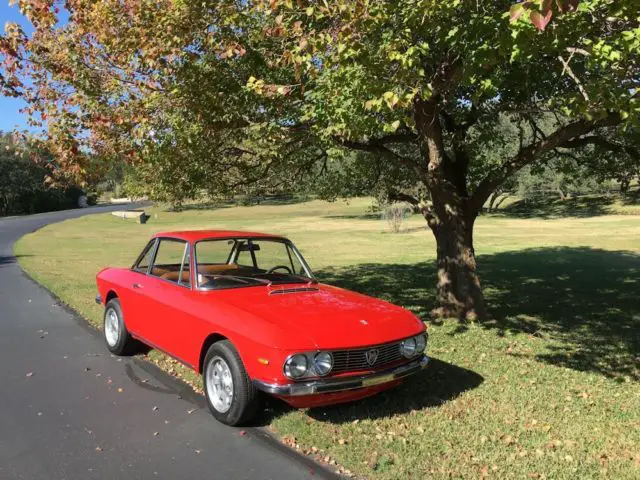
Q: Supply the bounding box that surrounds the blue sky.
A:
[0,2,33,133]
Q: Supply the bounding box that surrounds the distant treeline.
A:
[0,132,95,216]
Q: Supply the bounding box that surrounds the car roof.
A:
[152,230,288,242]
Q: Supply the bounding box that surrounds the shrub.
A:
[382,202,412,233]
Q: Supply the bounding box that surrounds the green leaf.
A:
[509,4,526,22]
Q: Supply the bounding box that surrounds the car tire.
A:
[103,298,138,356]
[203,340,260,426]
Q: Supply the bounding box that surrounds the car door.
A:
[118,238,158,335]
[133,238,197,364]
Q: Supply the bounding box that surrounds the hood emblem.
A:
[359,319,368,325]
[365,349,379,366]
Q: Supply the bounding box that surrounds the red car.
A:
[95,230,429,425]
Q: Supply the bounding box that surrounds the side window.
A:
[134,240,156,273]
[150,239,190,287]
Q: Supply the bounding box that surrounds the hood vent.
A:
[269,287,319,295]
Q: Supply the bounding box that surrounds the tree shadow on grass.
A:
[0,254,32,268]
[164,202,234,213]
[258,358,483,425]
[323,213,381,221]
[316,247,640,381]
[169,195,314,212]
[491,191,640,219]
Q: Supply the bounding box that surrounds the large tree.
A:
[1,0,638,319]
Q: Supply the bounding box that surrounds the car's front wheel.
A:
[203,340,260,426]
[103,298,138,356]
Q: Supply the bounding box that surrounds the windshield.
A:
[194,237,315,290]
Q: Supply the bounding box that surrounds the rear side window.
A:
[150,239,191,287]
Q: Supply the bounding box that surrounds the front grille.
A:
[331,341,404,374]
[270,287,319,295]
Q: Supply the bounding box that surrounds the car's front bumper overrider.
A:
[254,355,429,397]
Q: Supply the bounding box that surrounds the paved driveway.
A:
[0,206,336,480]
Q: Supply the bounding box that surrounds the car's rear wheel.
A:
[103,298,138,356]
[203,340,260,426]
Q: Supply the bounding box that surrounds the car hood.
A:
[211,283,425,349]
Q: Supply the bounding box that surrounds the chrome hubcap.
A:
[105,308,120,347]
[206,356,234,413]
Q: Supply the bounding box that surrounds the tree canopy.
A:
[1,0,638,319]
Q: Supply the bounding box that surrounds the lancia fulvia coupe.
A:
[96,230,428,425]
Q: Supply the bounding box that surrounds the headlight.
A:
[284,354,308,379]
[313,351,333,376]
[400,337,417,358]
[415,333,427,354]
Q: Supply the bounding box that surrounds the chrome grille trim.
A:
[331,341,404,374]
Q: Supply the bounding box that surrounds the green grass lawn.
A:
[15,198,640,479]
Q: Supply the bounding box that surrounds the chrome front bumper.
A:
[254,355,429,397]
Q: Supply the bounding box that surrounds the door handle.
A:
[132,283,143,289]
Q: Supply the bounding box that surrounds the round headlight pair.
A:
[284,352,333,379]
[400,334,427,358]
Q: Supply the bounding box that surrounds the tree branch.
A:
[560,135,639,158]
[333,133,420,177]
[566,47,590,57]
[470,112,622,213]
[557,54,590,102]
[388,191,420,206]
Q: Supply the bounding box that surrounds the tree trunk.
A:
[425,202,488,322]
[557,187,568,200]
[620,178,630,193]
[495,194,510,210]
[487,192,498,212]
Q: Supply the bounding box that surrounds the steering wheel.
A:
[266,265,293,274]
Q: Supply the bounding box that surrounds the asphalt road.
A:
[0,206,336,480]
